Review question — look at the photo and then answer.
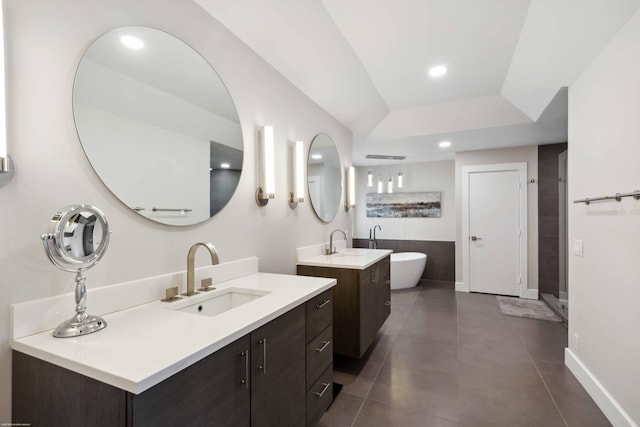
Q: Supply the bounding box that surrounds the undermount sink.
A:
[331,251,365,257]
[177,288,270,317]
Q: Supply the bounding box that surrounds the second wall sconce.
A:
[289,140,305,209]
[256,125,276,206]
[345,166,355,211]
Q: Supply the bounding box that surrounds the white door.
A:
[463,163,527,296]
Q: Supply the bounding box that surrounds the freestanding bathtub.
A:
[390,252,427,290]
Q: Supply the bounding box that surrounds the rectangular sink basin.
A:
[332,251,365,257]
[178,288,270,317]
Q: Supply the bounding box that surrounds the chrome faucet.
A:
[369,225,381,249]
[325,229,348,255]
[184,242,219,296]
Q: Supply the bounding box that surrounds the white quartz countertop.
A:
[297,248,392,270]
[11,272,335,394]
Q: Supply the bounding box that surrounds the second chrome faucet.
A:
[325,229,348,255]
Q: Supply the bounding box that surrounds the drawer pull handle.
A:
[385,301,391,306]
[315,340,331,353]
[384,280,390,285]
[316,299,331,309]
[240,350,249,388]
[258,338,267,374]
[315,382,331,398]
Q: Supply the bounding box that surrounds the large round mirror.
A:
[73,27,243,226]
[307,134,342,222]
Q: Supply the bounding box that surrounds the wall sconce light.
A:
[256,125,275,206]
[345,166,355,211]
[289,140,305,209]
[0,3,14,188]
[367,169,373,187]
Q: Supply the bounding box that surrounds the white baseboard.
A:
[520,288,538,300]
[565,348,637,427]
[455,281,468,292]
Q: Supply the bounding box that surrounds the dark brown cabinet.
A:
[304,289,334,426]
[13,304,318,426]
[298,256,390,358]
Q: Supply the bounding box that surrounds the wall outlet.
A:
[573,239,583,257]
[573,333,580,351]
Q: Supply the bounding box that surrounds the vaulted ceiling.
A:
[194,0,640,165]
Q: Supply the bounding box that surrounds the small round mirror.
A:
[307,134,342,223]
[41,205,110,338]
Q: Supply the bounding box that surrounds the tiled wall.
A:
[537,143,567,297]
[353,239,455,282]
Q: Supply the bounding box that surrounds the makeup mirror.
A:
[73,26,243,226]
[41,205,110,337]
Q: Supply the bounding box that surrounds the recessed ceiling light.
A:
[120,35,144,50]
[428,65,448,78]
[220,163,230,169]
[311,154,322,160]
[439,141,451,148]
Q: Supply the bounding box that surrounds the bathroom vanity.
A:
[297,248,392,358]
[11,259,335,426]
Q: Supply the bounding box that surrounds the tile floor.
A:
[319,281,611,427]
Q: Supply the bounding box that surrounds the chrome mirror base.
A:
[52,313,107,338]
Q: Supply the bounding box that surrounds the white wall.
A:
[353,160,455,241]
[455,146,539,292]
[0,0,352,418]
[567,9,640,425]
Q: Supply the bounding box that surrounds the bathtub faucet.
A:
[369,225,382,249]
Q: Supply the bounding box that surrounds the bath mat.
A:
[496,296,561,322]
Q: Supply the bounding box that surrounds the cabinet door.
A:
[251,305,306,427]
[376,256,391,328]
[129,335,251,427]
[359,264,378,356]
[13,350,127,427]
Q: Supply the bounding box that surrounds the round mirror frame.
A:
[72,26,244,226]
[307,134,342,223]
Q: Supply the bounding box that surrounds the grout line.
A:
[508,319,570,427]
[349,285,422,427]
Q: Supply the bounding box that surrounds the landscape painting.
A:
[366,192,442,218]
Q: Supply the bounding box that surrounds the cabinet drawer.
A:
[306,325,333,387]
[306,364,333,427]
[305,289,333,341]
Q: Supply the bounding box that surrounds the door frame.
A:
[461,162,532,299]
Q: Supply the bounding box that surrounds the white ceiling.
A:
[194,0,640,165]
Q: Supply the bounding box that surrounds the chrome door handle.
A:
[471,236,482,241]
[240,350,249,388]
[316,299,331,309]
[315,340,331,353]
[315,382,331,398]
[258,338,267,374]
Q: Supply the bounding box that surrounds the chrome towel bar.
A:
[573,190,640,205]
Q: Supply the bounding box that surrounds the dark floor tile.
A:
[536,361,611,425]
[458,345,543,390]
[508,317,568,362]
[353,399,459,427]
[318,391,364,427]
[368,362,459,422]
[458,324,530,360]
[459,377,566,427]
[386,335,458,375]
[399,310,457,344]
